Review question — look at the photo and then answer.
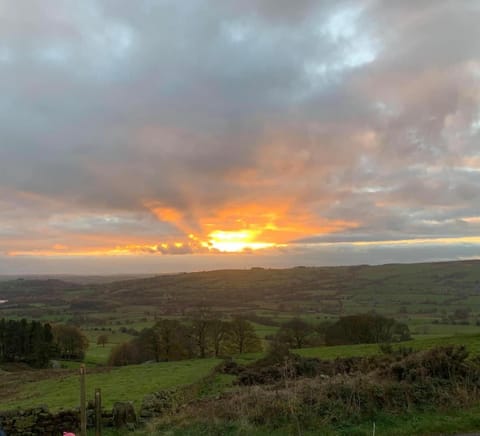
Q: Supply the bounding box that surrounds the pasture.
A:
[0,358,220,412]
[296,333,480,359]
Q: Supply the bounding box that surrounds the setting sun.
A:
[207,230,277,252]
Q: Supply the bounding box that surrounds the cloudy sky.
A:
[1,0,480,274]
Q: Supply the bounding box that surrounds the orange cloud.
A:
[148,205,184,224]
[8,241,199,257]
[143,198,358,253]
[6,199,358,257]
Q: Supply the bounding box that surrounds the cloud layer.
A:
[1,0,480,272]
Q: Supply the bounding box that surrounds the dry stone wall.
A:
[0,406,115,436]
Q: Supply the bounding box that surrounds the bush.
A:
[185,346,480,430]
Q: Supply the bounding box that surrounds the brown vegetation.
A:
[163,345,480,431]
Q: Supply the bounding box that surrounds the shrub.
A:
[175,346,480,432]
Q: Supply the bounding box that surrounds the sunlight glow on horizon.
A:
[7,235,480,258]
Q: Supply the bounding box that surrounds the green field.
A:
[4,333,480,415]
[123,405,480,436]
[4,261,480,330]
[83,330,134,365]
[295,333,480,359]
[0,358,220,412]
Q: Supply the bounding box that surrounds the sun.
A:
[207,230,276,252]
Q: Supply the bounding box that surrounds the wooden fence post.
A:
[80,364,87,436]
[95,388,102,436]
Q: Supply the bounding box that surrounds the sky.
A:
[1,0,480,274]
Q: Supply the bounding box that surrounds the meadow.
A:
[296,332,480,359]
[0,358,220,412]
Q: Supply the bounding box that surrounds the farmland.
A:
[3,260,480,333]
[0,358,220,411]
[295,332,480,359]
[3,260,480,435]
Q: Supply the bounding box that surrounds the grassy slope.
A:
[295,333,480,359]
[93,404,480,435]
[4,333,480,434]
[83,330,134,365]
[71,260,480,315]
[0,358,219,412]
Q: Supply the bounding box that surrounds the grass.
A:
[84,344,113,365]
[295,333,480,359]
[198,373,236,398]
[83,330,134,365]
[411,322,480,336]
[334,406,480,436]
[251,322,278,338]
[233,352,264,365]
[96,404,480,435]
[0,358,220,412]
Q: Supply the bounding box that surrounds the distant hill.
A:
[0,278,81,302]
[0,274,155,284]
[88,259,480,315]
[2,260,480,317]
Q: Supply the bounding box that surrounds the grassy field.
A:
[0,358,220,412]
[251,322,278,338]
[295,333,480,359]
[91,404,480,435]
[83,330,134,365]
[79,321,480,367]
[14,329,471,413]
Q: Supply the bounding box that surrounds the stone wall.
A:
[1,362,222,434]
[139,363,221,420]
[0,406,115,436]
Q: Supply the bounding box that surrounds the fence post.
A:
[95,388,102,436]
[80,364,87,436]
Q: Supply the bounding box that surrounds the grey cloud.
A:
[1,0,480,269]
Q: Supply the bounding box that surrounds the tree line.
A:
[272,313,411,349]
[109,315,262,366]
[0,318,54,367]
[109,312,410,366]
[0,318,89,368]
[324,314,411,345]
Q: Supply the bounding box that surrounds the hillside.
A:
[92,260,480,318]
[2,260,480,323]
